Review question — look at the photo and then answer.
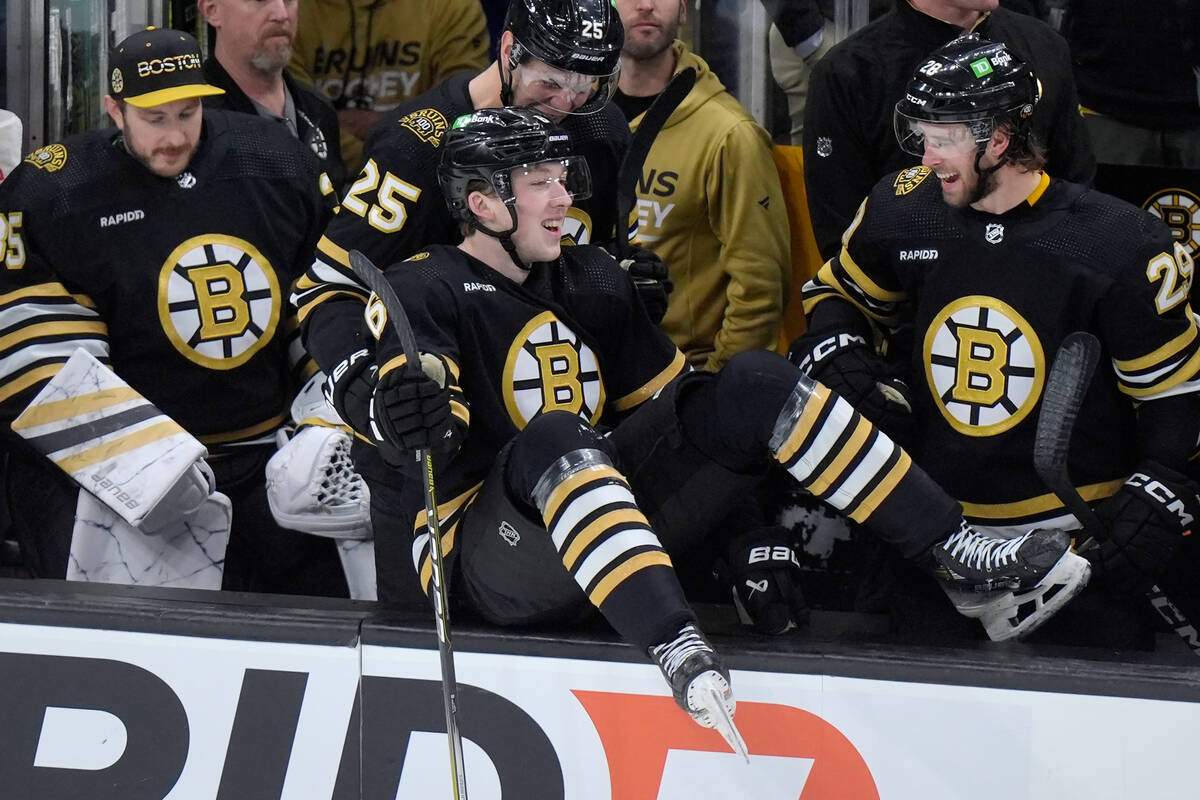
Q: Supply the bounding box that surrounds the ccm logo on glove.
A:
[791,332,869,374]
[1126,472,1196,529]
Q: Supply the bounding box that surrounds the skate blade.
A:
[943,551,1091,641]
[706,684,749,763]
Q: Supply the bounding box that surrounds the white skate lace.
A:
[650,623,710,680]
[943,526,1030,572]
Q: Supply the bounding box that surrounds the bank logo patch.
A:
[158,234,281,369]
[25,144,68,172]
[400,108,449,146]
[503,311,604,427]
[923,296,1044,437]
[894,166,930,195]
[1144,187,1200,262]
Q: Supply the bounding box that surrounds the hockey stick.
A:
[347,249,470,798]
[614,67,696,259]
[1033,331,1200,656]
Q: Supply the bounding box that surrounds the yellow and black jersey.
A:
[292,71,632,376]
[803,168,1200,526]
[0,110,330,445]
[367,244,686,540]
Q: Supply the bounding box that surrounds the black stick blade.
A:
[1033,331,1101,525]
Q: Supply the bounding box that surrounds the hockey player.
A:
[791,36,1200,642]
[363,108,1091,741]
[0,28,348,596]
[802,0,1096,261]
[293,0,671,606]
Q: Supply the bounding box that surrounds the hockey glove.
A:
[369,353,457,467]
[324,347,378,437]
[719,528,810,634]
[619,245,674,325]
[787,329,913,439]
[1093,461,1200,596]
[139,460,216,535]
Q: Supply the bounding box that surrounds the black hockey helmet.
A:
[439,107,592,240]
[894,34,1040,157]
[502,0,623,115]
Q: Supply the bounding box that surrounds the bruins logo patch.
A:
[25,144,68,172]
[400,108,449,146]
[559,208,594,246]
[503,311,605,427]
[923,296,1045,437]
[894,166,931,196]
[1144,187,1200,262]
[158,234,281,370]
[406,251,431,262]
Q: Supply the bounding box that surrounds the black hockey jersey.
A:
[0,111,330,444]
[368,244,686,587]
[292,71,632,374]
[803,168,1200,525]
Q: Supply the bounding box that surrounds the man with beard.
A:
[0,28,349,598]
[792,36,1200,647]
[613,0,789,372]
[199,0,345,193]
[802,0,1095,262]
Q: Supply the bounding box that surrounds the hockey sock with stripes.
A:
[532,448,695,649]
[770,375,962,560]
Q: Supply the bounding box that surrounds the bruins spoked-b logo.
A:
[923,296,1044,437]
[157,234,281,369]
[503,311,605,427]
[1144,187,1200,262]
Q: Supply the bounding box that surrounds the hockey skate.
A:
[932,523,1090,642]
[649,623,749,761]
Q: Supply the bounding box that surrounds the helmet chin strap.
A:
[968,142,1007,204]
[500,43,524,108]
[470,207,530,271]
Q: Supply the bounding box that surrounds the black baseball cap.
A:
[109,27,225,108]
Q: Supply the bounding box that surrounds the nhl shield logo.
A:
[894,166,931,196]
[498,521,521,547]
[985,223,1005,244]
[816,136,833,157]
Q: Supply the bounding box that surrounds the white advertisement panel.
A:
[0,620,1196,799]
